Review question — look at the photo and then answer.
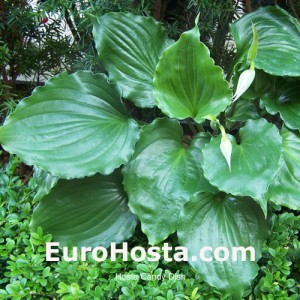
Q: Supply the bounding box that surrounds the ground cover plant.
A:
[0,4,300,299]
[0,155,299,299]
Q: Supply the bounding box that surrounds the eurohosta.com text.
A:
[46,242,256,262]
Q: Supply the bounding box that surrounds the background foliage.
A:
[1,0,299,122]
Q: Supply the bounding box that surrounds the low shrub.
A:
[0,155,299,299]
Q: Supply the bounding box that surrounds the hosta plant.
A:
[0,5,300,299]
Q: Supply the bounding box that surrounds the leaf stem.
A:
[135,119,147,127]
[227,101,237,118]
[182,135,192,146]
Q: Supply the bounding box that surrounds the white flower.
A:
[232,69,255,102]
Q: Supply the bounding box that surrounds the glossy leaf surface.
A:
[266,127,300,210]
[230,6,300,77]
[0,71,140,179]
[227,100,259,122]
[93,12,172,108]
[30,170,137,248]
[153,25,231,122]
[261,79,300,131]
[123,118,216,245]
[32,167,58,204]
[178,192,269,299]
[202,119,282,211]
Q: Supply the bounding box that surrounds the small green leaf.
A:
[260,78,300,131]
[6,284,19,295]
[0,290,8,296]
[93,12,173,108]
[123,118,216,245]
[178,192,270,299]
[30,170,137,248]
[266,127,300,210]
[0,71,140,179]
[58,282,69,294]
[137,264,150,273]
[61,295,75,300]
[153,24,231,122]
[230,6,300,77]
[69,283,80,295]
[202,119,282,212]
[122,287,133,297]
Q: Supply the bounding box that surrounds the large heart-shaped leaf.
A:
[202,119,282,212]
[230,6,300,77]
[93,12,172,108]
[178,192,270,299]
[153,24,231,122]
[123,118,216,245]
[266,127,300,210]
[30,170,137,248]
[0,71,140,179]
[260,79,300,131]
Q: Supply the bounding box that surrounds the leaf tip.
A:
[195,13,200,27]
[84,12,97,23]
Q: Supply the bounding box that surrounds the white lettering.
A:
[162,243,172,262]
[147,246,160,262]
[173,246,188,261]
[232,246,255,262]
[199,246,213,262]
[131,246,146,262]
[46,242,60,262]
[81,247,92,261]
[91,246,108,262]
[214,246,230,262]
[63,246,78,262]
[111,242,128,261]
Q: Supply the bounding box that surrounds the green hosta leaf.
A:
[260,79,300,131]
[202,119,282,212]
[226,100,259,122]
[30,170,137,248]
[93,12,172,108]
[0,71,140,179]
[32,167,58,204]
[178,192,270,299]
[230,6,300,77]
[266,127,300,210]
[123,118,216,245]
[153,24,231,122]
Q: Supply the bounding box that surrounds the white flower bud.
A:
[232,69,255,102]
[220,134,232,172]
